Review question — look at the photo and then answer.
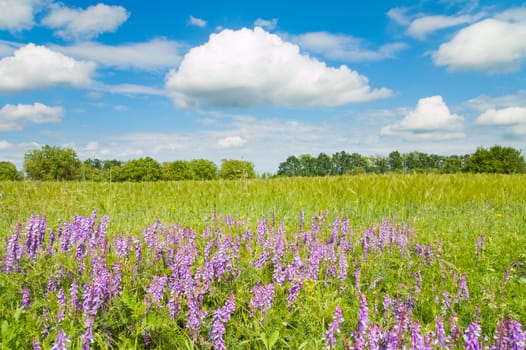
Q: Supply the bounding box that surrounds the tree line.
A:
[0,145,256,181]
[277,146,525,176]
[0,144,524,181]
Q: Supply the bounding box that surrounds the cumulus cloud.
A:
[407,15,474,39]
[293,31,406,62]
[217,135,246,149]
[189,16,206,28]
[0,102,63,131]
[463,90,526,112]
[254,18,278,30]
[433,8,526,73]
[0,0,39,31]
[477,107,526,125]
[0,43,95,92]
[52,38,181,70]
[41,3,129,40]
[381,96,465,140]
[476,107,526,136]
[165,27,392,108]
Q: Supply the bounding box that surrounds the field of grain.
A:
[1,174,525,348]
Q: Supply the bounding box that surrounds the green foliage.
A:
[467,145,526,174]
[219,159,256,180]
[115,157,162,182]
[388,151,403,171]
[189,159,218,180]
[23,145,81,180]
[0,162,18,181]
[163,160,194,180]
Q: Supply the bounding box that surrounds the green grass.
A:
[1,173,525,348]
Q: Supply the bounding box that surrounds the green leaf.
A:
[268,330,279,349]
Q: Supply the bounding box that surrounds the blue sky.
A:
[1,0,525,173]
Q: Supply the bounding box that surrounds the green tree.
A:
[370,156,389,174]
[277,156,302,177]
[316,153,333,176]
[467,145,526,173]
[118,157,162,182]
[299,154,317,176]
[443,155,463,173]
[189,159,218,180]
[163,160,194,180]
[24,145,81,180]
[0,161,18,180]
[332,151,353,175]
[388,151,404,172]
[219,159,256,180]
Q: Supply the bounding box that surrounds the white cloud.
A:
[293,31,406,62]
[165,27,392,108]
[101,83,166,96]
[476,107,526,136]
[433,8,526,73]
[0,43,95,92]
[189,16,206,28]
[41,3,129,40]
[52,38,181,70]
[254,18,278,30]
[387,7,411,26]
[217,135,246,149]
[407,15,474,39]
[477,107,526,125]
[0,0,39,31]
[381,96,465,140]
[463,90,526,112]
[0,40,23,57]
[0,102,63,131]
[114,105,128,112]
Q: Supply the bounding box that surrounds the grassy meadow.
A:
[1,173,525,348]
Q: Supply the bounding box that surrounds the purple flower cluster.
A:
[323,305,344,348]
[250,283,275,318]
[2,211,525,349]
[210,293,236,350]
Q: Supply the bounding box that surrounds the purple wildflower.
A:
[51,329,70,350]
[458,273,469,300]
[354,293,369,348]
[146,276,167,306]
[33,339,42,350]
[186,296,208,341]
[253,250,269,269]
[210,294,236,350]
[493,316,526,350]
[4,228,21,273]
[464,319,482,350]
[410,321,424,350]
[354,268,361,292]
[250,283,275,318]
[338,248,348,288]
[57,288,66,323]
[287,280,303,308]
[70,280,79,313]
[434,315,447,348]
[368,323,385,350]
[323,305,344,348]
[81,321,94,350]
[22,288,31,308]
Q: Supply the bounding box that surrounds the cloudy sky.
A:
[1,0,525,173]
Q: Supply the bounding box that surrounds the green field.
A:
[1,174,525,348]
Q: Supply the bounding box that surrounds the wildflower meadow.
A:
[1,174,525,349]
